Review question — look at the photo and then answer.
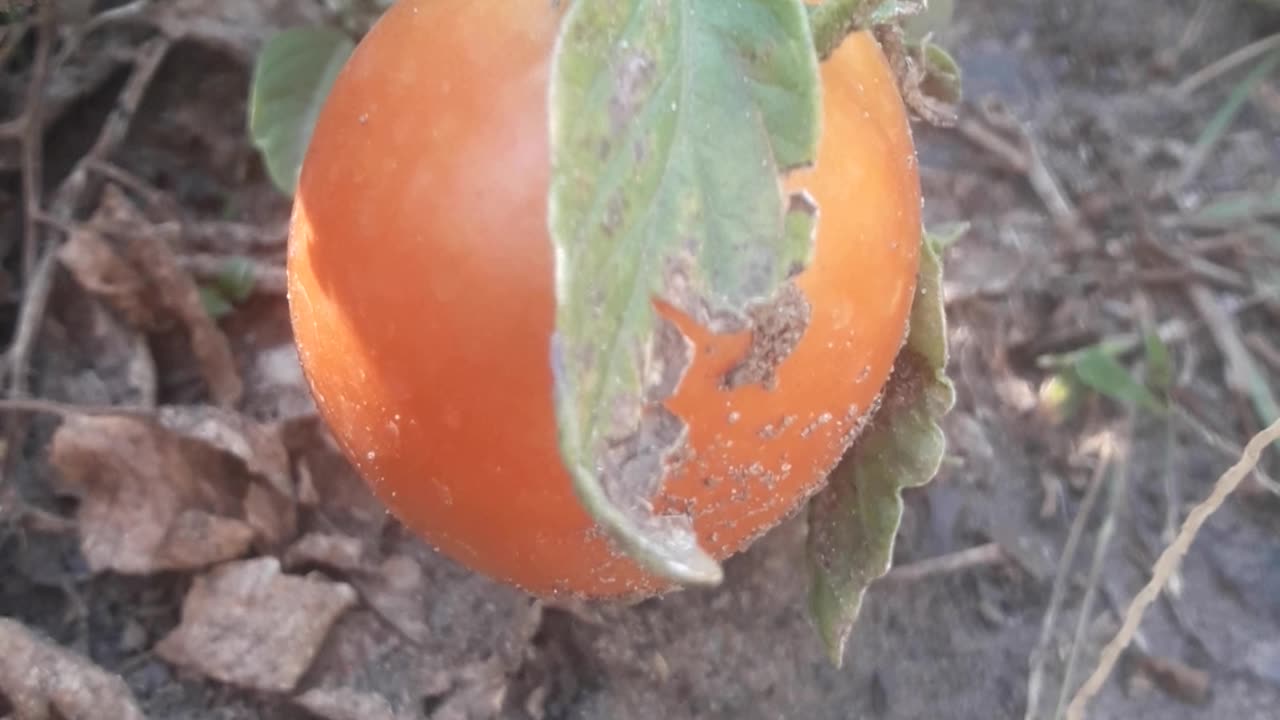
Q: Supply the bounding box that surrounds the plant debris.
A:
[0,618,145,720]
[155,556,358,693]
[48,412,257,574]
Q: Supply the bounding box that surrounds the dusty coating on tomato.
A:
[286,0,923,599]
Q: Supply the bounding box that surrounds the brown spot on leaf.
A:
[609,50,656,137]
[721,282,811,390]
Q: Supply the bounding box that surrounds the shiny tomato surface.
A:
[287,0,922,599]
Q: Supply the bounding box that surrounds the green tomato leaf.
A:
[1072,346,1166,413]
[547,0,822,586]
[806,227,957,666]
[248,27,355,195]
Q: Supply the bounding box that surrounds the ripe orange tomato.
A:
[287,0,922,600]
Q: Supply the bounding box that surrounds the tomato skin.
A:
[287,0,921,599]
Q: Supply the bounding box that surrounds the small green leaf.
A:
[806,229,956,665]
[547,0,822,585]
[916,40,963,106]
[199,286,235,319]
[248,27,355,195]
[1072,346,1166,413]
[214,256,257,304]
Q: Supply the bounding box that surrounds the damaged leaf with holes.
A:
[547,0,822,585]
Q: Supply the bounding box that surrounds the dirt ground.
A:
[2,0,1280,718]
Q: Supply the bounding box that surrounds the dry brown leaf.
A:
[156,404,297,548]
[244,480,298,550]
[129,221,244,407]
[284,533,366,574]
[93,185,244,407]
[49,297,157,409]
[56,227,160,330]
[353,554,430,644]
[429,659,510,720]
[49,413,254,574]
[156,556,358,693]
[0,618,145,720]
[163,509,257,569]
[293,687,406,720]
[156,405,291,497]
[296,610,453,720]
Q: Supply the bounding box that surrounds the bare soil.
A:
[3,0,1280,719]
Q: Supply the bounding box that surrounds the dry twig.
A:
[19,1,55,278]
[1065,416,1280,719]
[1175,31,1280,99]
[954,108,1096,251]
[1187,284,1280,428]
[1024,434,1116,720]
[1052,414,1132,720]
[879,543,1007,584]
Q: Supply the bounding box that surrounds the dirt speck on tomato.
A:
[720,282,812,391]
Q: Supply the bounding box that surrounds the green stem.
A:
[809,0,878,59]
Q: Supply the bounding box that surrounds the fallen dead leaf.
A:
[244,480,298,550]
[353,554,430,644]
[92,185,243,407]
[156,404,291,495]
[429,659,510,720]
[49,413,255,574]
[284,532,366,574]
[156,404,297,550]
[0,618,145,720]
[163,508,257,569]
[128,221,244,407]
[48,296,158,409]
[156,556,358,693]
[295,610,453,720]
[56,226,160,331]
[294,687,406,720]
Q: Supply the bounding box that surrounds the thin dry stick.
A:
[1052,416,1131,720]
[1188,283,1280,429]
[880,543,1006,584]
[1065,416,1280,720]
[1175,31,1280,98]
[955,112,1096,251]
[20,0,55,279]
[1025,437,1115,720]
